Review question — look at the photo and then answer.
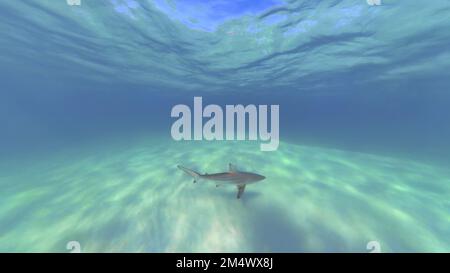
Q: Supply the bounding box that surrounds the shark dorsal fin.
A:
[229,163,237,173]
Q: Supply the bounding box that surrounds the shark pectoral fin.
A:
[237,184,246,199]
[229,163,237,173]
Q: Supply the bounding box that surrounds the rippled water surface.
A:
[0,0,449,252]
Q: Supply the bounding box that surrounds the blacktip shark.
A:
[177,163,265,199]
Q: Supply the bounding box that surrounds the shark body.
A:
[177,164,265,199]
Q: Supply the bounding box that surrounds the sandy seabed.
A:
[0,139,449,252]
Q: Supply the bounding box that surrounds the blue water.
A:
[1,0,450,252]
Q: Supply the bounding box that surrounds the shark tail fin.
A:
[177,165,201,183]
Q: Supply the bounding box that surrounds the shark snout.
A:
[245,173,265,184]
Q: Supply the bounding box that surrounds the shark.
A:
[177,163,265,199]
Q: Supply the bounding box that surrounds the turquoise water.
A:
[1,0,450,252]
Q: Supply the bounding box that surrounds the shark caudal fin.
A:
[177,165,201,183]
